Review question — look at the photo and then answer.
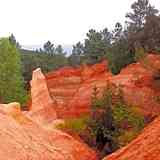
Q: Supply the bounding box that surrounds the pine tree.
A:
[84,29,107,63]
[0,38,27,105]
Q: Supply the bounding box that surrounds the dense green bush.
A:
[113,103,145,132]
[113,102,145,147]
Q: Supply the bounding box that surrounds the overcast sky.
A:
[0,0,159,47]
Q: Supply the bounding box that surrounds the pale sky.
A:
[0,0,159,47]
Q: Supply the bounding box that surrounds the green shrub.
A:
[135,47,147,62]
[113,102,145,147]
[113,103,145,132]
[57,85,145,155]
[57,116,89,134]
[89,85,145,151]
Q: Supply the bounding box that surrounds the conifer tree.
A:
[0,38,27,105]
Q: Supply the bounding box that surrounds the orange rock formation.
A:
[0,67,97,160]
[45,55,160,118]
[46,60,112,118]
[0,104,97,160]
[1,54,160,160]
[28,68,57,124]
[103,116,160,160]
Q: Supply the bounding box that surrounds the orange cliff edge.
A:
[103,115,160,160]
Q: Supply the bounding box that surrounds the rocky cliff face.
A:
[46,60,112,118]
[110,54,160,118]
[45,54,160,119]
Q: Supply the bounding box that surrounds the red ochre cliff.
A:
[45,54,160,119]
[1,54,160,159]
[45,60,112,118]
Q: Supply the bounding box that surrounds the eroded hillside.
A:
[1,54,160,159]
[45,54,160,119]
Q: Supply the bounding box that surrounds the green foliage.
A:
[57,85,145,155]
[72,42,84,56]
[0,38,27,105]
[21,49,68,83]
[135,47,146,61]
[68,54,81,66]
[126,0,158,31]
[69,22,135,74]
[69,1,159,73]
[125,0,159,52]
[89,86,119,154]
[21,42,68,85]
[69,42,84,66]
[113,103,145,132]
[84,29,108,64]
[107,46,135,74]
[138,15,160,51]
[43,41,55,55]
[91,86,102,109]
[134,47,151,68]
[9,34,21,49]
[106,22,135,74]
[55,45,64,55]
[57,116,89,134]
[89,85,145,150]
[91,86,112,110]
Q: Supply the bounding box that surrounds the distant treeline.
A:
[69,0,160,74]
[21,48,68,87]
[19,0,160,84]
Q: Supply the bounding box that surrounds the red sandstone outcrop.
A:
[45,55,160,118]
[29,68,57,124]
[1,54,160,160]
[46,60,112,118]
[103,115,160,160]
[110,55,160,117]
